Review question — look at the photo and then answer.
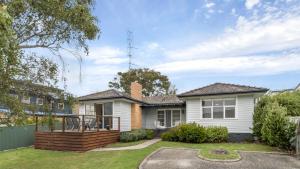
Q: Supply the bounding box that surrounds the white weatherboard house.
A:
[78,82,268,141]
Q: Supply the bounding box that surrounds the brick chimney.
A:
[130,81,142,129]
[130,81,142,100]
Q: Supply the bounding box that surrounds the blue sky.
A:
[56,0,300,96]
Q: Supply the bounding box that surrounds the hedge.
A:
[161,123,228,143]
[120,129,154,142]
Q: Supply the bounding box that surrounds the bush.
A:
[205,126,228,143]
[120,129,151,142]
[161,129,178,141]
[160,123,228,143]
[261,102,296,149]
[176,123,206,143]
[145,129,155,139]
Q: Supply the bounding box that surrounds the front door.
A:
[166,110,172,128]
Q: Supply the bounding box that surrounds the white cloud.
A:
[86,46,127,64]
[166,7,300,60]
[245,0,260,10]
[155,53,300,75]
[158,4,300,76]
[205,2,215,8]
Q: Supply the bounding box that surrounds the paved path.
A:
[140,148,300,169]
[91,139,161,151]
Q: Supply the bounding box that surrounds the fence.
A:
[0,125,36,151]
[0,123,59,151]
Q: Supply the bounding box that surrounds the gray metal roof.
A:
[178,83,268,97]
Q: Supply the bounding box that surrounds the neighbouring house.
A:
[267,83,300,95]
[0,82,72,116]
[78,82,268,141]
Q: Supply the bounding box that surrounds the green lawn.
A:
[105,140,146,148]
[0,141,278,169]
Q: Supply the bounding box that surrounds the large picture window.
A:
[202,98,236,119]
[157,109,182,128]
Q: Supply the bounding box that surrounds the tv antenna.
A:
[127,30,137,70]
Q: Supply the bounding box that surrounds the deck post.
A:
[82,115,85,133]
[118,117,120,131]
[35,116,38,131]
[96,115,99,132]
[108,116,112,130]
[62,116,65,132]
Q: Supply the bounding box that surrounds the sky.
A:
[54,0,300,96]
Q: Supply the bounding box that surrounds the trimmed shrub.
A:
[205,126,228,143]
[161,123,213,143]
[120,129,151,142]
[145,129,155,139]
[261,102,296,149]
[176,123,206,143]
[161,131,175,141]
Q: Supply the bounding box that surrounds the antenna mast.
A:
[127,30,134,70]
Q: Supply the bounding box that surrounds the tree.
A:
[109,68,177,96]
[0,1,99,125]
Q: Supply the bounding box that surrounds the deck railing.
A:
[34,114,120,133]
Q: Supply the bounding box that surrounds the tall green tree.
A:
[109,68,177,96]
[0,0,99,125]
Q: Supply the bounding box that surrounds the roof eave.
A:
[78,96,144,104]
[177,90,269,98]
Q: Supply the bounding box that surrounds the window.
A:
[157,110,165,126]
[85,104,95,115]
[36,98,43,105]
[157,109,182,127]
[58,103,64,110]
[22,96,31,104]
[103,102,113,116]
[172,110,181,126]
[202,98,236,119]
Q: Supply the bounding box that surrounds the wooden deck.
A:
[35,130,120,152]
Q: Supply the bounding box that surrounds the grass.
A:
[105,140,146,148]
[0,141,278,169]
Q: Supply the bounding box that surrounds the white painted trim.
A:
[200,98,237,120]
[156,108,182,128]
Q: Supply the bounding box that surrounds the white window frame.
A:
[157,109,182,128]
[58,103,64,110]
[21,96,31,104]
[202,98,237,119]
[36,98,44,105]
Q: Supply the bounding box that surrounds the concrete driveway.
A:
[139,148,300,169]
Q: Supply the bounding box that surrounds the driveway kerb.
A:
[139,147,291,169]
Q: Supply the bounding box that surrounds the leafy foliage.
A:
[109,68,177,96]
[120,129,154,142]
[161,123,228,143]
[261,102,296,149]
[253,91,300,138]
[205,126,228,143]
[0,1,99,125]
[253,93,299,150]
